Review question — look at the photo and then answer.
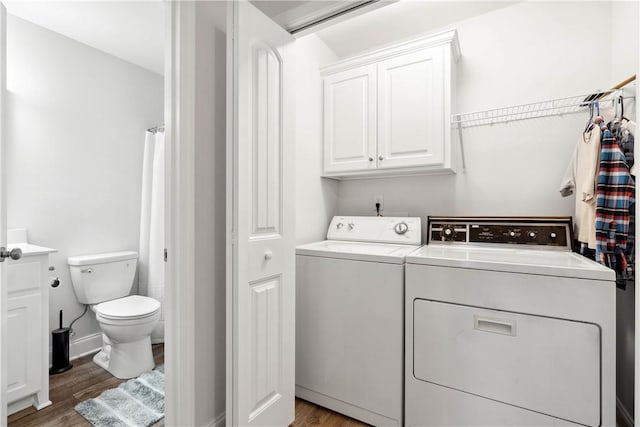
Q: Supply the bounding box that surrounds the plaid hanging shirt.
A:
[595,129,635,267]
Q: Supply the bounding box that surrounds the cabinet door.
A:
[377,46,444,169]
[323,65,377,173]
[7,293,41,403]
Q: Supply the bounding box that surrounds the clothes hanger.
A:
[585,102,595,133]
[618,96,630,122]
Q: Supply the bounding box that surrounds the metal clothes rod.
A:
[453,90,635,128]
[452,75,637,171]
[454,75,636,128]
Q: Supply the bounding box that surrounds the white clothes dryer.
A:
[405,216,616,427]
[296,216,422,426]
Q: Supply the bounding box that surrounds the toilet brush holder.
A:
[50,310,72,374]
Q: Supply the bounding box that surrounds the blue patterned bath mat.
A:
[75,365,165,427]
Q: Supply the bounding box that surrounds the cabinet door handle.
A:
[368,157,373,162]
[379,155,384,161]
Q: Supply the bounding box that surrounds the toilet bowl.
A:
[68,251,161,379]
[92,295,161,379]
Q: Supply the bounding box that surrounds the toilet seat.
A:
[95,295,160,320]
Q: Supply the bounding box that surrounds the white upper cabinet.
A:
[323,64,377,173]
[322,30,460,179]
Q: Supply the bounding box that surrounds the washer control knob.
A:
[550,232,557,239]
[394,222,409,235]
[348,223,355,231]
[528,231,537,238]
[509,231,516,237]
[336,222,344,230]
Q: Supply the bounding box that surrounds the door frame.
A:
[0,2,6,424]
[164,1,197,425]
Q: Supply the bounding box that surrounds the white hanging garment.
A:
[559,126,601,248]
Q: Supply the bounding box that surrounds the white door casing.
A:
[0,2,7,424]
[323,64,377,173]
[377,46,445,169]
[227,2,295,426]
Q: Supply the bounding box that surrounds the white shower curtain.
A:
[139,130,165,343]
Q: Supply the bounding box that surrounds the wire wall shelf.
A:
[452,89,635,129]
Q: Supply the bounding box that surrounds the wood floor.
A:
[290,399,369,427]
[8,344,165,427]
[8,344,368,427]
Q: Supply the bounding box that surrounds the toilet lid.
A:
[95,295,160,320]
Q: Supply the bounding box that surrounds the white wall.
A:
[295,34,340,244]
[6,15,164,356]
[193,2,227,425]
[328,2,627,229]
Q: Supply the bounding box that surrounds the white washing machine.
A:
[296,216,422,426]
[405,216,616,427]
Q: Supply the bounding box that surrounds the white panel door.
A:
[0,3,7,424]
[323,65,377,173]
[377,47,444,169]
[228,2,295,426]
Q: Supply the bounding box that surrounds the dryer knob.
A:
[442,225,456,240]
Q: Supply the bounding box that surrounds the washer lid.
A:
[406,245,615,281]
[296,240,422,264]
[95,295,160,319]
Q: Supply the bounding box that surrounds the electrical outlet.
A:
[374,195,384,212]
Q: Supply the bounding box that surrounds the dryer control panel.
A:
[327,216,421,245]
[428,217,572,250]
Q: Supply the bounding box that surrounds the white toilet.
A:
[68,251,161,379]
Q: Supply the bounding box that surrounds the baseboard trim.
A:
[208,411,225,427]
[616,397,634,427]
[48,332,103,366]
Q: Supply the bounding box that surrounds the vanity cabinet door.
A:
[377,46,445,169]
[6,255,51,414]
[323,64,377,173]
[7,293,41,403]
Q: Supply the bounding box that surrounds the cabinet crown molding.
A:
[321,28,460,76]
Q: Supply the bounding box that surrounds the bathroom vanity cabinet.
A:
[322,29,460,179]
[7,244,56,415]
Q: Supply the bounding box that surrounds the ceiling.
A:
[315,1,519,59]
[6,1,165,75]
[5,1,520,76]
[5,0,373,75]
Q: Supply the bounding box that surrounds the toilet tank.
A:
[68,251,138,304]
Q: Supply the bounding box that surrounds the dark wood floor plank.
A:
[290,398,369,427]
[10,344,367,427]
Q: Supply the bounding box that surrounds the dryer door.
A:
[413,300,600,427]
